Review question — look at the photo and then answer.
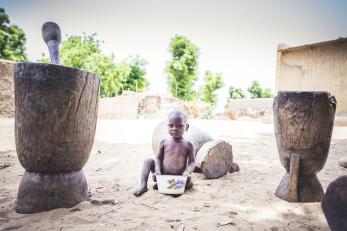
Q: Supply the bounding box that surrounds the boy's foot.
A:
[153,183,158,190]
[133,185,148,197]
[186,181,193,190]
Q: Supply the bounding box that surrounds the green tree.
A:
[84,53,121,97]
[201,71,224,105]
[247,80,262,98]
[247,80,273,98]
[0,8,27,61]
[39,34,149,97]
[262,87,273,98]
[166,35,199,100]
[121,55,149,92]
[60,33,101,68]
[228,86,246,99]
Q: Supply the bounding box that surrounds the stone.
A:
[321,175,347,231]
[338,157,347,168]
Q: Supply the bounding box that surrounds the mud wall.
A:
[276,39,347,114]
[0,60,15,117]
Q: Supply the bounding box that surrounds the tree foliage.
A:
[122,56,149,92]
[247,81,262,98]
[39,34,149,97]
[201,71,224,105]
[60,33,101,68]
[166,35,199,100]
[247,80,273,98]
[0,8,27,61]
[262,88,273,98]
[228,86,246,99]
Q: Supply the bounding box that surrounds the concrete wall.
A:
[0,60,15,117]
[276,38,347,114]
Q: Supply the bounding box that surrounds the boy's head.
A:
[167,111,189,139]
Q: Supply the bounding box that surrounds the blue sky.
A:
[2,0,347,108]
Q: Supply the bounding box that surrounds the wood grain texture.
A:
[273,91,336,202]
[14,62,100,172]
[196,140,233,179]
[15,170,88,214]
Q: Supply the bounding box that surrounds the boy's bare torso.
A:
[159,138,191,175]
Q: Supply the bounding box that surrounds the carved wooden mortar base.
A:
[15,170,88,214]
[275,172,324,202]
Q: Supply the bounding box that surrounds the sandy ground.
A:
[0,118,346,231]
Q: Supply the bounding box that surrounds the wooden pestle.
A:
[42,22,61,64]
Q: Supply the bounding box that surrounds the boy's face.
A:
[167,115,188,139]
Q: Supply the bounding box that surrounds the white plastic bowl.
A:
[156,175,187,194]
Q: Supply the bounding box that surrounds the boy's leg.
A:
[133,158,155,196]
[185,177,193,190]
[152,172,158,190]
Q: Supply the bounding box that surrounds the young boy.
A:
[133,110,195,196]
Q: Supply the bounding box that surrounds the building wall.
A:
[276,39,347,114]
[0,60,15,117]
[227,98,273,115]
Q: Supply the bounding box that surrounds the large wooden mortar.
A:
[14,62,99,213]
[273,91,336,202]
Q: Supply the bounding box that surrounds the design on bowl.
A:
[167,179,185,190]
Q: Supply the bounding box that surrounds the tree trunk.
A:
[195,140,233,179]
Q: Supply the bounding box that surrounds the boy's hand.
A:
[152,171,161,182]
[183,172,191,177]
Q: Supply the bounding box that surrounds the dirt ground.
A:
[0,118,346,231]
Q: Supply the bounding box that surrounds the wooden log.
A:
[152,121,234,179]
[196,140,233,179]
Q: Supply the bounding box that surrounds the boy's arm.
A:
[184,142,195,176]
[154,140,165,175]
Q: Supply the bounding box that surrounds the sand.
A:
[0,118,346,231]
